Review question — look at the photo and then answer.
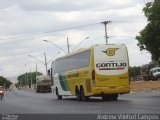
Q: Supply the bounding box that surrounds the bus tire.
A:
[75,88,81,101]
[102,95,110,101]
[56,88,62,100]
[111,94,118,101]
[81,87,89,101]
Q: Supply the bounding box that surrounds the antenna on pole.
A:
[102,21,111,44]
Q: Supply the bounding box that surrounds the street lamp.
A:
[72,37,90,51]
[28,54,45,73]
[28,55,44,65]
[28,55,41,81]
[43,40,67,54]
[28,51,60,75]
[47,51,60,64]
[28,53,47,74]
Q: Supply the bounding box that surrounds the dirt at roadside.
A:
[130,80,160,93]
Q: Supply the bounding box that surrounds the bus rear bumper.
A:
[92,86,130,95]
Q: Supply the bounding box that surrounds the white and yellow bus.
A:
[51,44,130,101]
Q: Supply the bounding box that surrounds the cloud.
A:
[0,0,151,77]
[4,0,144,12]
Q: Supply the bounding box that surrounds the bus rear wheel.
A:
[81,87,89,101]
[102,95,110,101]
[102,94,118,101]
[110,94,118,101]
[76,88,81,101]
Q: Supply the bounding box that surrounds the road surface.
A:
[0,89,160,114]
[0,90,160,120]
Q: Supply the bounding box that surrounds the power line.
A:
[109,35,136,38]
[84,36,105,43]
[0,22,100,41]
[0,20,144,41]
[111,20,146,23]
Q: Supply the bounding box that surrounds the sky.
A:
[0,0,152,79]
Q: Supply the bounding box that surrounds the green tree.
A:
[0,76,12,88]
[129,66,141,81]
[136,0,160,64]
[17,72,42,87]
[15,83,19,88]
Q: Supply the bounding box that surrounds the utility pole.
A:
[44,52,48,75]
[67,37,70,53]
[26,72,28,86]
[36,63,37,78]
[29,68,32,89]
[19,77,21,88]
[25,73,27,87]
[35,63,37,89]
[28,52,60,77]
[24,64,32,89]
[102,21,111,44]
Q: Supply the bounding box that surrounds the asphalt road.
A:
[0,90,160,120]
[0,89,160,115]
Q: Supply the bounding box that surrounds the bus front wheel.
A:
[56,88,62,100]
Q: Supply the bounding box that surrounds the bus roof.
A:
[55,47,91,61]
[54,44,126,61]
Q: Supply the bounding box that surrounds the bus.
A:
[51,44,130,101]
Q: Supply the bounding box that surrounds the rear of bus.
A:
[92,44,130,99]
